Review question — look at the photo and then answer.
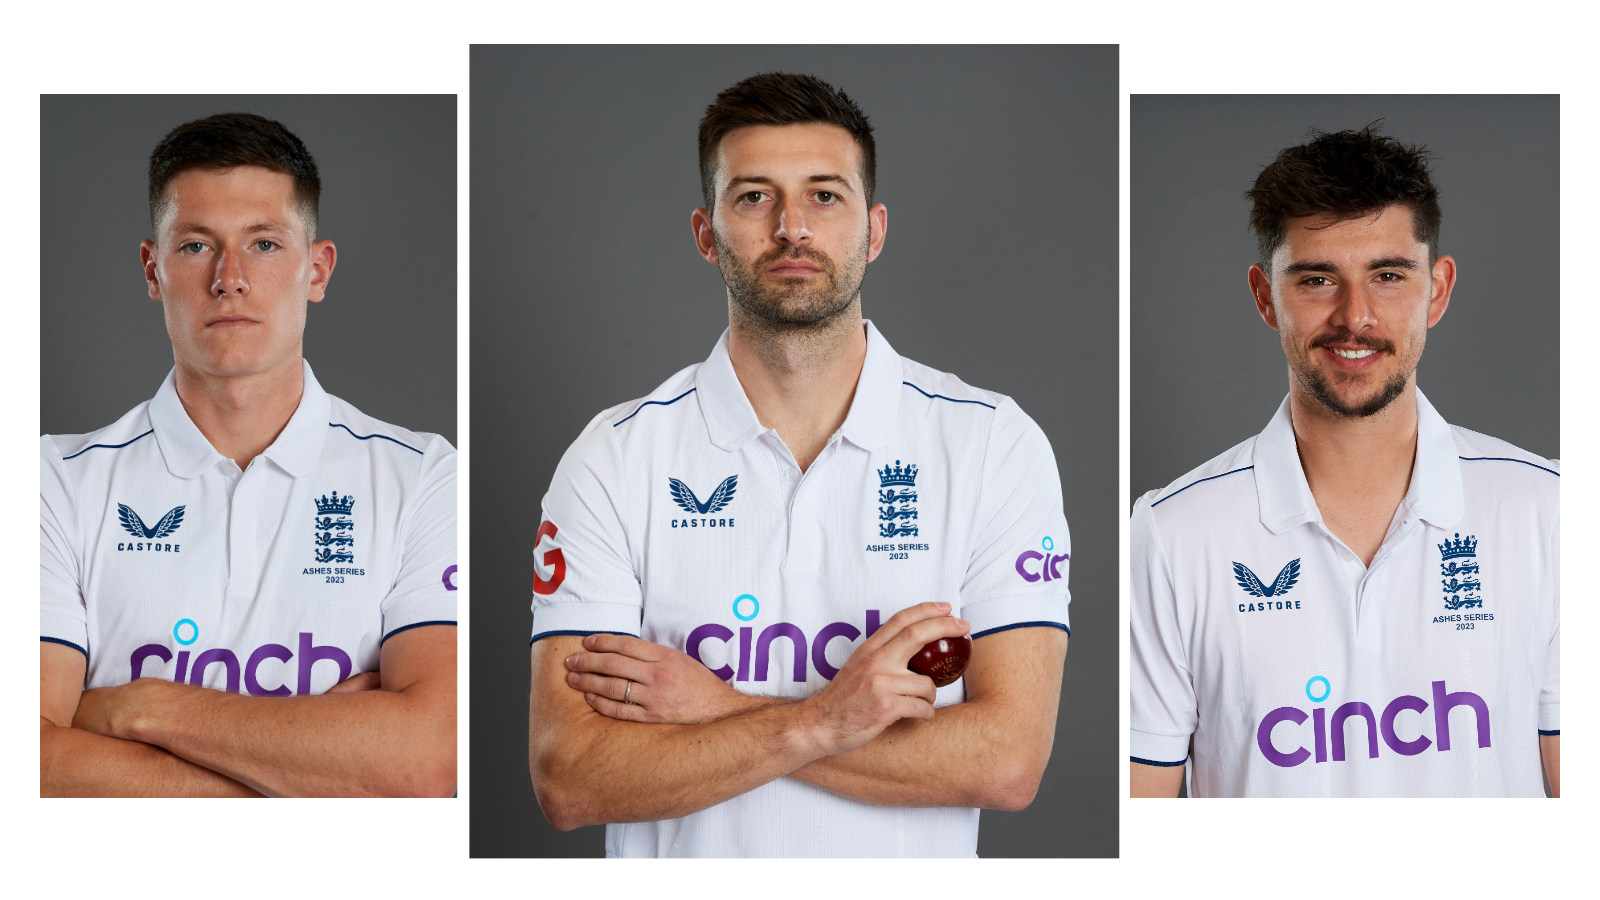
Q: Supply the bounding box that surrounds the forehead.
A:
[715,123,861,181]
[159,166,302,232]
[1272,204,1424,267]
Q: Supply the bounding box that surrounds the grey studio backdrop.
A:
[1132,95,1559,507]
[470,45,1117,857]
[40,95,456,444]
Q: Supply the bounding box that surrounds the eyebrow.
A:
[1280,256,1421,276]
[723,173,857,196]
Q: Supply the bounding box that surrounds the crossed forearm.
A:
[103,680,455,798]
[530,696,824,829]
[791,699,1049,809]
[40,719,259,797]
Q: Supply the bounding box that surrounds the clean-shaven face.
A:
[142,165,333,379]
[708,123,874,327]
[1261,205,1450,418]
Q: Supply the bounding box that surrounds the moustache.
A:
[1311,333,1394,354]
[757,246,832,272]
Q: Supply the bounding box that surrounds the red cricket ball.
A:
[908,634,972,688]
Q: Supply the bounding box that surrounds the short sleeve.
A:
[1539,513,1559,733]
[41,439,88,656]
[379,436,458,642]
[1130,495,1196,765]
[957,400,1070,639]
[530,421,644,642]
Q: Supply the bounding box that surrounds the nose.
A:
[211,247,248,298]
[773,195,812,246]
[1329,280,1378,334]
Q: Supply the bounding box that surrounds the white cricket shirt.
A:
[1131,391,1558,797]
[532,320,1070,857]
[41,361,457,696]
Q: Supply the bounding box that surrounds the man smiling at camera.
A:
[526,73,1073,856]
[1129,125,1558,798]
[40,113,457,797]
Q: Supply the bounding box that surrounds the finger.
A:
[884,671,939,705]
[565,651,652,684]
[567,671,636,704]
[586,691,650,723]
[882,616,972,666]
[860,602,953,651]
[583,633,665,662]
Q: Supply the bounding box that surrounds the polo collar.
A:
[695,318,904,453]
[1253,388,1463,535]
[150,360,331,479]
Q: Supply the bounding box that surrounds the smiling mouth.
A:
[1330,347,1377,360]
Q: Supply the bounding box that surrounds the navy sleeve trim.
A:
[380,620,456,645]
[902,382,997,409]
[614,388,697,427]
[61,429,154,461]
[1539,729,1561,736]
[329,423,424,454]
[1458,456,1560,477]
[41,636,88,659]
[530,629,637,644]
[1130,755,1187,767]
[971,621,1070,640]
[1151,465,1255,508]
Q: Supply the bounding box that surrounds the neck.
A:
[172,353,306,470]
[1288,377,1419,565]
[726,295,867,472]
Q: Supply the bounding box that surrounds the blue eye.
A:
[182,242,205,253]
[254,240,276,252]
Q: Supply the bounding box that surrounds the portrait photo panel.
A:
[470,45,1117,857]
[1132,95,1558,503]
[40,94,457,442]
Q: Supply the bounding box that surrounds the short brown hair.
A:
[148,112,321,238]
[1246,122,1441,267]
[697,73,876,212]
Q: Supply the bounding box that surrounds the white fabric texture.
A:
[533,320,1070,857]
[41,361,457,695]
[1131,390,1558,797]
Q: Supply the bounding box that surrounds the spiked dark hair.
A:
[148,112,321,238]
[697,72,876,212]
[1246,121,1440,267]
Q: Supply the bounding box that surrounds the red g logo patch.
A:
[532,520,567,595]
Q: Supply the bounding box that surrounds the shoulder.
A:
[43,402,155,466]
[555,364,701,481]
[1450,426,1559,508]
[898,357,1007,416]
[597,364,701,434]
[1139,436,1259,516]
[1451,426,1559,478]
[325,394,453,470]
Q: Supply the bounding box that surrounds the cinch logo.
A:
[1256,676,1491,768]
[669,475,737,529]
[116,503,184,552]
[1015,536,1068,583]
[442,564,459,591]
[685,595,885,683]
[129,619,354,696]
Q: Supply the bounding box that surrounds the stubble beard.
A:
[1286,330,1420,419]
[716,230,869,334]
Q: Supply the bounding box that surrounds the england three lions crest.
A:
[314,490,355,564]
[1439,533,1482,610]
[877,460,918,538]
